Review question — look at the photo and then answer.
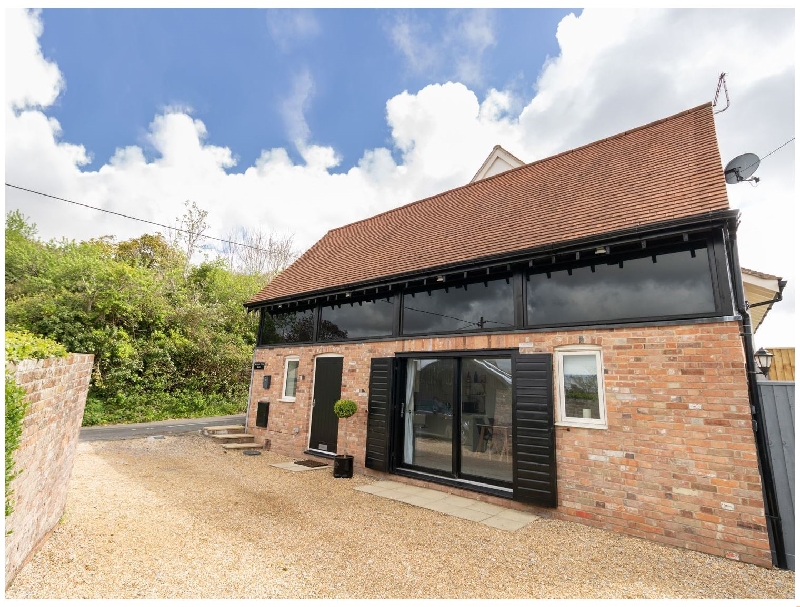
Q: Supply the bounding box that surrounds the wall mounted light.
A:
[595,247,607,255]
[754,347,774,378]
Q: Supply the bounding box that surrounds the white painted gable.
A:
[470,145,526,183]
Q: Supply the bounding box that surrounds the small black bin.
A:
[256,400,270,428]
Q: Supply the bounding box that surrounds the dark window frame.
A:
[257,305,317,346]
[393,350,517,490]
[255,229,734,346]
[317,293,396,343]
[523,234,722,330]
[400,272,517,337]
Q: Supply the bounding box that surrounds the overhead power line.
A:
[4,183,268,252]
[742,137,796,174]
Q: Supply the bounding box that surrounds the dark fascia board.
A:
[244,209,740,310]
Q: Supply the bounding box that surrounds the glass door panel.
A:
[460,358,513,483]
[402,358,454,473]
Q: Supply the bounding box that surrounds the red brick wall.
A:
[246,321,771,567]
[5,354,94,587]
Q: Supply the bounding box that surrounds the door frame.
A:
[307,353,345,454]
[392,349,516,489]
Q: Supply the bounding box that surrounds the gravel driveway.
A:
[6,433,794,599]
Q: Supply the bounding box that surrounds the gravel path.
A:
[6,434,795,599]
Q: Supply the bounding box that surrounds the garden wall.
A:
[5,354,93,588]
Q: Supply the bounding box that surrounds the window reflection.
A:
[318,296,394,341]
[527,246,716,326]
[460,358,513,483]
[260,309,314,344]
[402,277,514,335]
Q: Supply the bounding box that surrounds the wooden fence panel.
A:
[759,381,795,570]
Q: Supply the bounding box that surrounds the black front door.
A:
[309,357,343,453]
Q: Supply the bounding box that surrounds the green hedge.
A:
[5,330,67,522]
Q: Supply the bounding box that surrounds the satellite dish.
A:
[724,153,760,184]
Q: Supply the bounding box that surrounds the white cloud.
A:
[5,9,795,345]
[280,68,315,146]
[5,8,63,110]
[389,9,497,87]
[266,9,320,52]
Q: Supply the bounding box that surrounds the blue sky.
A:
[6,8,795,346]
[39,8,573,171]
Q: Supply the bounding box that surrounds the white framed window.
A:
[281,356,300,402]
[555,346,607,429]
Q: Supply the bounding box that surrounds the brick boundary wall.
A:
[246,321,772,567]
[5,354,93,588]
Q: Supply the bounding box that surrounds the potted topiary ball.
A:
[332,398,358,478]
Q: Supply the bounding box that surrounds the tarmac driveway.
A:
[6,433,794,599]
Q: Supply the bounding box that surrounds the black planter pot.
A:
[333,455,354,478]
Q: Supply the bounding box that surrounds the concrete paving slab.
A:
[369,480,409,490]
[270,462,329,473]
[353,482,537,531]
[465,501,508,515]
[481,515,529,531]
[494,509,539,523]
[448,508,493,522]
[398,493,450,507]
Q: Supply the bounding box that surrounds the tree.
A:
[222,225,299,279]
[170,200,209,269]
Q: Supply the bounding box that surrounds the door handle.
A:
[400,402,405,417]
[312,399,316,407]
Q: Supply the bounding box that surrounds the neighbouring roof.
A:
[742,268,785,333]
[470,145,526,182]
[247,103,730,306]
[742,267,782,282]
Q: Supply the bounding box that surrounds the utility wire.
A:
[4,183,268,252]
[742,137,796,173]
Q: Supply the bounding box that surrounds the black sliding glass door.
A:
[401,358,455,473]
[399,355,513,487]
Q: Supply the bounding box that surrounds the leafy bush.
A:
[5,329,67,363]
[5,371,27,520]
[5,213,257,426]
[81,390,245,426]
[333,398,357,419]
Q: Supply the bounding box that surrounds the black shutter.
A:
[365,357,394,471]
[512,353,557,507]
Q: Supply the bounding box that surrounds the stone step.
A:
[210,433,257,444]
[222,442,264,450]
[202,425,245,436]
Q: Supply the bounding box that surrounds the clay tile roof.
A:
[247,103,730,306]
[741,267,783,281]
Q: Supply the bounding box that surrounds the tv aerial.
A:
[724,152,760,185]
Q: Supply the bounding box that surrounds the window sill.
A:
[555,420,608,430]
[278,398,297,403]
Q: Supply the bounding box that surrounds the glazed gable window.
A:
[282,357,300,401]
[526,244,717,327]
[555,347,607,429]
[318,295,394,341]
[259,308,314,345]
[402,276,515,335]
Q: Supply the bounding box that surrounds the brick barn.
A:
[243,103,783,568]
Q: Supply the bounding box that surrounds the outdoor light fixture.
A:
[595,246,608,255]
[345,291,352,297]
[436,275,445,282]
[754,348,774,378]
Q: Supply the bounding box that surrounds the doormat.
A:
[293,459,328,468]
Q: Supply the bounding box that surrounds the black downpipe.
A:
[726,223,787,569]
